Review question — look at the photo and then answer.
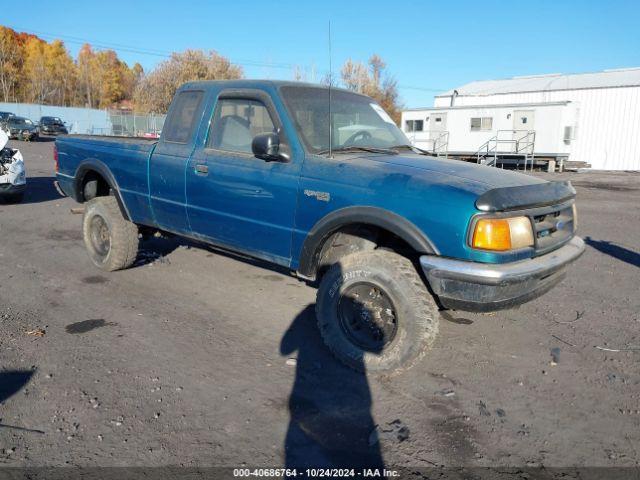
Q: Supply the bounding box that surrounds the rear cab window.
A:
[162,90,205,143]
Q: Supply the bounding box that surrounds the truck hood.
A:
[367,153,546,190]
[357,153,576,212]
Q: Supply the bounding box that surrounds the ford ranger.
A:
[55,80,584,371]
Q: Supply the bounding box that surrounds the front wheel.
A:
[316,250,439,372]
[82,196,139,271]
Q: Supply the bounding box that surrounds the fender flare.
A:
[74,159,131,221]
[297,206,439,278]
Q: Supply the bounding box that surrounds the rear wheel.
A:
[316,250,439,372]
[82,196,139,271]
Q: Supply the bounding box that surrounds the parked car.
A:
[39,116,68,135]
[54,80,584,372]
[6,116,39,141]
[0,129,26,203]
[0,111,14,130]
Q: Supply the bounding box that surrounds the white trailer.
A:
[401,68,640,170]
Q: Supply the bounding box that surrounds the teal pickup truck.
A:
[55,80,584,371]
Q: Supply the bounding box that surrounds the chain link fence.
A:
[0,102,166,137]
[107,111,166,138]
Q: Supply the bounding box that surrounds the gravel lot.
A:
[0,140,639,472]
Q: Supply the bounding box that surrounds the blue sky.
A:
[4,0,639,107]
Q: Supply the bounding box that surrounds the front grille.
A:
[531,204,574,255]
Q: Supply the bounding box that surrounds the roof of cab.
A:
[179,79,358,95]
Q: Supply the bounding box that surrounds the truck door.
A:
[185,90,302,266]
[148,90,205,233]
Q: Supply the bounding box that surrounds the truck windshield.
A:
[281,86,410,155]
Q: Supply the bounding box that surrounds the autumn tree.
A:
[48,40,77,105]
[76,45,139,108]
[21,37,51,104]
[340,54,402,124]
[1,27,239,111]
[77,44,97,107]
[95,50,137,108]
[133,50,243,113]
[0,27,22,102]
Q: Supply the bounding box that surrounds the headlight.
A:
[471,216,534,251]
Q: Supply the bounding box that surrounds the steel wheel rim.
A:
[337,281,398,351]
[90,215,111,258]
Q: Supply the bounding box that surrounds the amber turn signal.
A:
[472,217,534,251]
[472,219,512,250]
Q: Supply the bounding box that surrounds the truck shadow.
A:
[134,235,184,267]
[584,236,640,268]
[0,370,46,434]
[0,370,34,405]
[280,303,385,469]
[133,235,299,281]
[17,176,64,205]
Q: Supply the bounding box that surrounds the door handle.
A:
[195,164,208,175]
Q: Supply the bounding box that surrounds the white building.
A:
[401,68,640,170]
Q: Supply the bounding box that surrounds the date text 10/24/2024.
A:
[233,468,400,477]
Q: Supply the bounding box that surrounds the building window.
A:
[470,117,493,131]
[405,119,424,132]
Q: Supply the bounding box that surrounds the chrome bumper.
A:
[420,236,585,311]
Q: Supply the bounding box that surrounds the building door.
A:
[429,112,447,139]
[513,110,535,150]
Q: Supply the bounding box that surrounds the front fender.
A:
[297,206,438,279]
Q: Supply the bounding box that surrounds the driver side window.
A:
[208,98,276,154]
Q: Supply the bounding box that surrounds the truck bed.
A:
[61,134,157,152]
[56,134,158,226]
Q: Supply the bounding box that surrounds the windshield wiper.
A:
[318,146,398,156]
[390,144,429,154]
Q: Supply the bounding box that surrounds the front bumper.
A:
[11,130,38,140]
[420,236,585,312]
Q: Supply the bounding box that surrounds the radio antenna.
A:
[328,20,333,159]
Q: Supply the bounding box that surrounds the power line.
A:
[9,26,295,70]
[9,26,446,93]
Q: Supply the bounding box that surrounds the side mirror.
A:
[252,132,283,161]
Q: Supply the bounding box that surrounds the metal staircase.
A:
[475,130,536,170]
[423,131,449,158]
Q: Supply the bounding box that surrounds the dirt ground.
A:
[0,140,638,473]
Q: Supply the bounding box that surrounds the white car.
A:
[0,128,26,203]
